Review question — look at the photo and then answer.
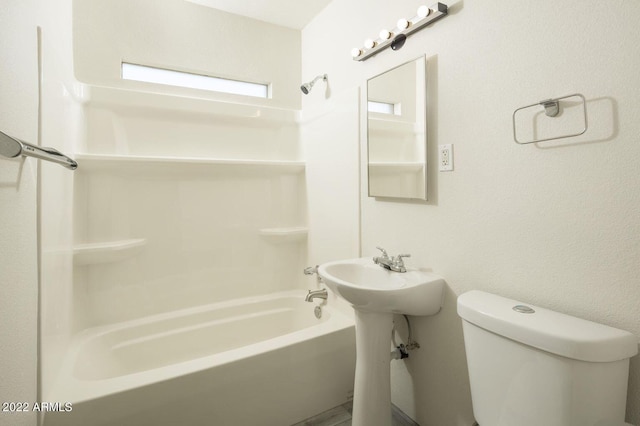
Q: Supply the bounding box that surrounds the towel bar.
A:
[0,130,77,170]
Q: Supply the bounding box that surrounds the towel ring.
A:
[512,93,587,145]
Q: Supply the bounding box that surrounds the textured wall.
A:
[0,1,39,425]
[302,0,640,424]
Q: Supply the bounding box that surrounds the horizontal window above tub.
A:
[121,63,270,99]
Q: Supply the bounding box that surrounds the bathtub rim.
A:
[46,289,354,404]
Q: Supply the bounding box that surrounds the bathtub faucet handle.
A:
[303,265,318,275]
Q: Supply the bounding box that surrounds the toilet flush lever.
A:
[513,305,535,314]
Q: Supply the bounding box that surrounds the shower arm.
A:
[301,74,328,94]
[0,130,77,170]
[309,74,327,86]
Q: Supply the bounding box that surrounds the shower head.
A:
[300,74,327,95]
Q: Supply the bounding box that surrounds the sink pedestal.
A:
[317,257,445,426]
[352,309,394,426]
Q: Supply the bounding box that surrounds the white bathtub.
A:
[43,290,356,426]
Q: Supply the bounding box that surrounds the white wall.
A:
[73,0,301,110]
[303,1,640,424]
[0,1,39,425]
[302,87,360,265]
[301,87,361,309]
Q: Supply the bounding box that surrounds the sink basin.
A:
[318,257,445,425]
[318,257,445,315]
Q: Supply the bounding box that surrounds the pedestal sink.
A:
[318,257,445,426]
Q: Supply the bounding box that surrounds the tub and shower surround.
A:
[71,84,310,328]
[40,84,357,426]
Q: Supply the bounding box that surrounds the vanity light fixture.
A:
[417,5,432,18]
[379,29,393,40]
[390,34,407,51]
[396,18,410,30]
[350,2,448,61]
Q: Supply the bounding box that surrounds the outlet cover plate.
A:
[439,144,453,171]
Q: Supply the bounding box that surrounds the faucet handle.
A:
[304,265,318,275]
[376,246,390,259]
[394,254,411,265]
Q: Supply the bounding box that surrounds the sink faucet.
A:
[305,288,328,302]
[373,246,411,273]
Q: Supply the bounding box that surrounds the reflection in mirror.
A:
[367,56,426,200]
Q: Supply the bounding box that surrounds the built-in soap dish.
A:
[73,238,147,265]
[259,227,308,244]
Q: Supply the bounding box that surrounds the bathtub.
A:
[43,290,356,426]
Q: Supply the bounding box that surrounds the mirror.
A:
[367,56,427,200]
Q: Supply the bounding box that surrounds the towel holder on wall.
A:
[512,93,587,145]
[0,130,77,170]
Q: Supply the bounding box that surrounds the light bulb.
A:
[417,5,432,18]
[351,48,362,58]
[379,29,392,40]
[364,39,376,49]
[397,18,410,30]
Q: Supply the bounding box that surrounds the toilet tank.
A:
[457,291,638,426]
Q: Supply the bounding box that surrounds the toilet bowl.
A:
[458,290,638,426]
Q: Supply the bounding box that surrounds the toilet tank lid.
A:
[457,290,638,363]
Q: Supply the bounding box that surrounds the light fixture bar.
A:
[352,3,448,62]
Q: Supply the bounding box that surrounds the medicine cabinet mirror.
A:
[367,56,427,200]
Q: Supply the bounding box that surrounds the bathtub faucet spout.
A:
[305,288,328,302]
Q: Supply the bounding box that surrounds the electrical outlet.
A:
[439,144,453,171]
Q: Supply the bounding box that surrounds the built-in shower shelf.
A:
[259,227,308,244]
[75,154,305,175]
[77,84,300,126]
[73,238,147,265]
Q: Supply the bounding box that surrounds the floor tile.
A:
[291,405,351,426]
[294,401,419,426]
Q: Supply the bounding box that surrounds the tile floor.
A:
[292,401,419,426]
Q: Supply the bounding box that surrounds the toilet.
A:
[457,290,638,426]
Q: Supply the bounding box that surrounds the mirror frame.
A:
[366,55,427,200]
